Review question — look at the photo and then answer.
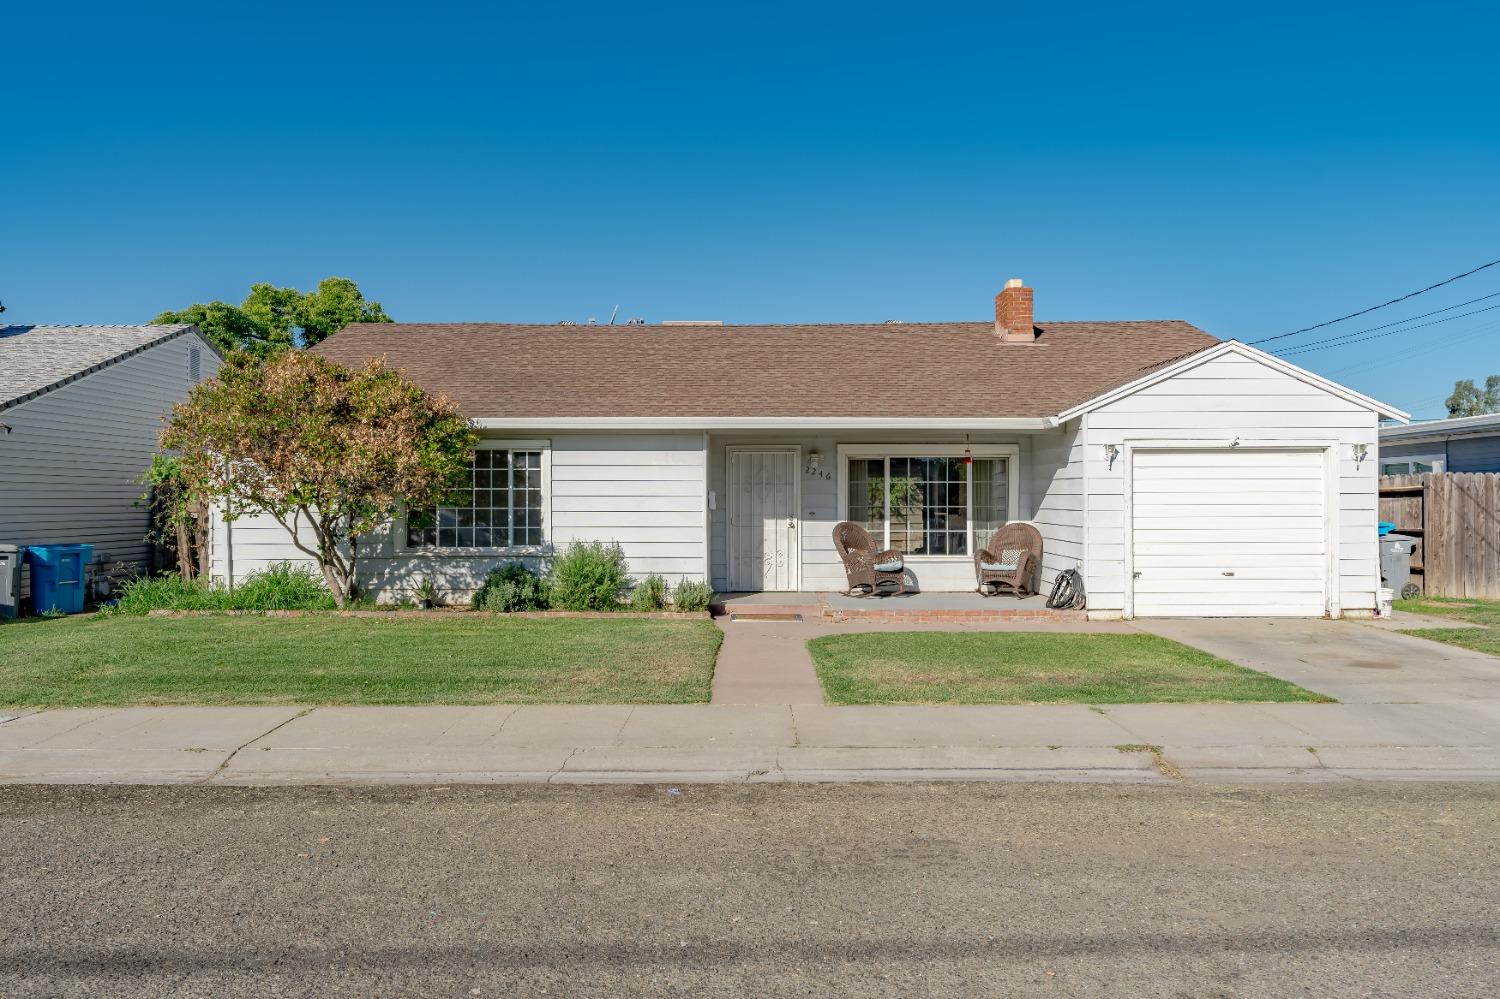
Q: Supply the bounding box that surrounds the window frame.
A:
[396,438,552,556]
[835,444,1022,560]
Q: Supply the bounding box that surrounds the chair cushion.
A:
[981,548,1025,572]
[872,560,903,572]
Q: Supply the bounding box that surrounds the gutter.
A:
[469,416,1055,431]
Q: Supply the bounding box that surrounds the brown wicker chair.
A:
[832,522,907,597]
[975,522,1042,597]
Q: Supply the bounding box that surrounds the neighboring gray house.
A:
[1379,412,1500,474]
[0,324,221,598]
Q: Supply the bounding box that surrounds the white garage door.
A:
[1131,448,1327,617]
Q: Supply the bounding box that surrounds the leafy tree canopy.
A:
[161,351,475,606]
[153,276,390,355]
[1446,375,1500,418]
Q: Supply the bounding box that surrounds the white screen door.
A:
[728,449,800,591]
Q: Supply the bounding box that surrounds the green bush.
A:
[629,573,668,612]
[549,541,630,611]
[472,563,550,612]
[671,579,715,612]
[230,563,339,610]
[107,562,338,615]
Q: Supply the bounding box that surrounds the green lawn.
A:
[0,614,723,706]
[1395,596,1500,657]
[806,632,1332,705]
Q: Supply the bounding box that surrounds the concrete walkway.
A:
[3,696,1498,785]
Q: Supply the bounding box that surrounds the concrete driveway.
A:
[1135,617,1500,704]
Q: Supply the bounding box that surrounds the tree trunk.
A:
[176,519,193,581]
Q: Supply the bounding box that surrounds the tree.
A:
[1445,375,1500,418]
[153,276,391,355]
[162,351,476,606]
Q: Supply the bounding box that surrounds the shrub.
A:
[473,563,550,612]
[107,562,337,615]
[629,573,668,612]
[230,563,339,611]
[670,579,715,612]
[549,541,630,611]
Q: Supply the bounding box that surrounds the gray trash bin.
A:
[1379,533,1420,600]
[0,544,22,619]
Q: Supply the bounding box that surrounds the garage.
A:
[1129,447,1329,617]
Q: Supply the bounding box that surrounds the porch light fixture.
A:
[1353,442,1369,466]
[1103,443,1119,468]
[808,449,822,470]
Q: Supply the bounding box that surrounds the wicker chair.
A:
[832,522,907,597]
[975,522,1042,597]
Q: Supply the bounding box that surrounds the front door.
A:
[728,448,800,591]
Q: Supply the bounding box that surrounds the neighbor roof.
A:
[1380,411,1500,442]
[0,324,198,411]
[314,320,1218,420]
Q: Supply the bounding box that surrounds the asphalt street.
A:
[4,782,1499,997]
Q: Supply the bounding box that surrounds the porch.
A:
[706,427,1079,596]
[712,590,1075,623]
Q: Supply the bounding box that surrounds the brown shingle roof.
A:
[313,320,1218,419]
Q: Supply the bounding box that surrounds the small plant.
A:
[413,577,439,609]
[629,573,669,612]
[549,541,630,611]
[472,563,550,612]
[670,579,715,612]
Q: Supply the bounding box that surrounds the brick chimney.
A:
[995,278,1035,343]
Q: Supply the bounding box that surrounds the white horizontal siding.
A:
[1081,351,1381,618]
[0,333,219,599]
[210,432,710,601]
[1031,422,1083,593]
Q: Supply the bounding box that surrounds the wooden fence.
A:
[1378,472,1500,598]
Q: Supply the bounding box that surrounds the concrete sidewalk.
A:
[3,700,1499,785]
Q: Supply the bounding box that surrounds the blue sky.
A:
[5,1,1498,419]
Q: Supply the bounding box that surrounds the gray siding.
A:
[1380,434,1500,473]
[0,333,220,595]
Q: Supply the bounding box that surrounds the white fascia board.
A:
[1380,412,1500,442]
[469,416,1055,431]
[1051,340,1410,424]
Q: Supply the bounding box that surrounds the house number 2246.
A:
[804,465,833,481]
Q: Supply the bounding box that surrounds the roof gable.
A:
[1051,340,1409,424]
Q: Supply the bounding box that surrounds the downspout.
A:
[225,513,235,593]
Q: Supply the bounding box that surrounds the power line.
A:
[1250,255,1500,345]
[1276,302,1500,357]
[1269,288,1500,355]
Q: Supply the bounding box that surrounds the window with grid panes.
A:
[846,454,1010,557]
[406,447,543,549]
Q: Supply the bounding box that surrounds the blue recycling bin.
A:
[24,544,92,614]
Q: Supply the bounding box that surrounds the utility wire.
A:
[1250,255,1500,345]
[1269,288,1500,355]
[1276,302,1500,357]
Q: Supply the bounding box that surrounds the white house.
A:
[210,281,1407,618]
[0,324,221,597]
